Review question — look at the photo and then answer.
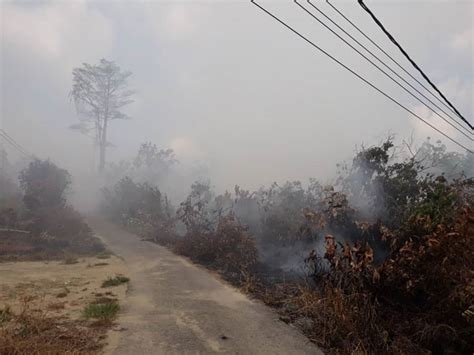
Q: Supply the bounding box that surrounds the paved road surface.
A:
[89,218,321,355]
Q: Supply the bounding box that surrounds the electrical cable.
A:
[357,0,473,130]
[304,0,472,137]
[250,0,473,153]
[0,129,32,158]
[326,0,464,121]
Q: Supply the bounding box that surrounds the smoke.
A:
[2,1,471,207]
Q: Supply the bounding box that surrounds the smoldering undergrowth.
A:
[100,137,473,354]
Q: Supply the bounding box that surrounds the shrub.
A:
[19,159,71,211]
[175,214,258,277]
[101,177,175,240]
[302,181,474,353]
[101,275,130,288]
[83,301,119,321]
[24,205,105,257]
[0,208,19,229]
[256,181,324,247]
[1,159,105,261]
[100,137,473,354]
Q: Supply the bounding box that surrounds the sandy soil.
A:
[0,254,128,330]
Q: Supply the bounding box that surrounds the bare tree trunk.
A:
[98,143,106,172]
[98,116,108,172]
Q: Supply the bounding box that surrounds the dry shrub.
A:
[101,275,129,288]
[0,301,104,354]
[253,281,423,354]
[140,218,177,247]
[377,206,474,352]
[298,198,474,353]
[171,182,259,280]
[175,214,258,278]
[295,287,388,353]
[99,139,473,354]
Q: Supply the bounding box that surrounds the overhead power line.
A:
[304,0,472,138]
[295,0,472,141]
[0,132,25,156]
[325,0,462,121]
[250,0,473,154]
[0,132,29,158]
[357,0,473,131]
[0,129,29,155]
[0,129,32,158]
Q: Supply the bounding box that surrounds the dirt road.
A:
[89,218,321,355]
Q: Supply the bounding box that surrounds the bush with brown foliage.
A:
[174,185,258,278]
[175,214,258,278]
[241,141,473,354]
[102,177,259,281]
[299,179,474,354]
[378,205,473,352]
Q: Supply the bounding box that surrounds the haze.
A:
[1,0,472,202]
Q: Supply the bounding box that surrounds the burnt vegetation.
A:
[101,137,473,354]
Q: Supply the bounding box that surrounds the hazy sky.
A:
[1,0,472,193]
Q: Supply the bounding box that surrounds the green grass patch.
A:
[101,275,129,288]
[83,301,119,321]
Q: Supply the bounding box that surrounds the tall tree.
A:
[71,59,134,172]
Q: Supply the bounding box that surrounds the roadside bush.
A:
[102,177,162,223]
[301,178,474,353]
[175,185,258,277]
[19,159,71,211]
[0,208,19,229]
[0,159,104,261]
[101,176,176,248]
[101,137,473,354]
[0,176,22,211]
[257,181,324,247]
[175,214,258,278]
